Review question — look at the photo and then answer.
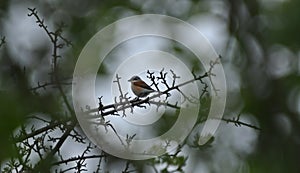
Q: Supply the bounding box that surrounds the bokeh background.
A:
[0,0,299,172]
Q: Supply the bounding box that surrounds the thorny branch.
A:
[27,9,77,168]
[1,8,99,173]
[85,68,210,116]
[30,78,72,92]
[207,55,221,96]
[147,70,160,91]
[86,65,211,116]
[52,154,106,166]
[221,114,261,130]
[15,118,71,142]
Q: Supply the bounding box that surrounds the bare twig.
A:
[15,118,71,142]
[30,80,72,91]
[170,69,180,87]
[207,57,221,96]
[114,74,124,98]
[157,68,170,89]
[122,161,136,173]
[221,117,261,130]
[0,36,5,48]
[198,114,261,131]
[147,70,160,91]
[53,154,106,165]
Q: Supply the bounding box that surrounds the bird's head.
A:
[128,76,141,82]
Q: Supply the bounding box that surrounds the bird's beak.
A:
[128,79,131,82]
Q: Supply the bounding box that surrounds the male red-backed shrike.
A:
[128,76,155,97]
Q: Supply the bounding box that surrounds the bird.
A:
[128,76,155,98]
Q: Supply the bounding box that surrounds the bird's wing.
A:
[133,81,154,91]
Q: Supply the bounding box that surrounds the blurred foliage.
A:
[0,0,9,15]
[264,0,300,50]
